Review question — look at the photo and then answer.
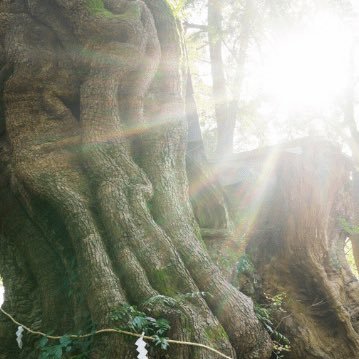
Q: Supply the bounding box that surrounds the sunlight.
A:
[261,11,353,111]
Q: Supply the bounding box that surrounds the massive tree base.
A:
[0,1,272,358]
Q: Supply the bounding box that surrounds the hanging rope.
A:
[0,306,233,359]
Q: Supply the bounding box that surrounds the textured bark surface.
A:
[0,1,272,358]
[228,140,359,359]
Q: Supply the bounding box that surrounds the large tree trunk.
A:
[224,140,359,358]
[0,1,272,358]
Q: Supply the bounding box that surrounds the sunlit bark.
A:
[230,141,359,358]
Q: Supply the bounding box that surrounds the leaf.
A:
[42,345,63,359]
[155,319,170,336]
[145,316,156,323]
[38,336,49,348]
[160,338,169,350]
[59,335,72,347]
[156,318,170,329]
[153,335,169,350]
[273,331,290,345]
[132,316,147,331]
[53,345,63,359]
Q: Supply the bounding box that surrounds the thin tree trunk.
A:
[229,0,252,142]
[208,0,234,156]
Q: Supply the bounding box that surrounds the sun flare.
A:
[261,12,353,111]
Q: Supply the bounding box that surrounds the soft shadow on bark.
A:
[0,1,271,358]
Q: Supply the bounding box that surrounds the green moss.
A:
[86,0,141,20]
[193,224,203,242]
[86,0,112,16]
[204,325,229,343]
[152,268,178,297]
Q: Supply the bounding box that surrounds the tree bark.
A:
[0,1,272,358]
[186,73,232,235]
[229,140,359,358]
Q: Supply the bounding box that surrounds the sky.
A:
[242,1,359,147]
[186,0,359,152]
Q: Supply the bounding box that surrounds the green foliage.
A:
[86,0,112,16]
[37,321,95,359]
[111,304,171,350]
[269,292,287,309]
[38,336,72,359]
[236,254,254,274]
[344,239,359,278]
[339,218,359,235]
[152,335,170,350]
[166,0,195,17]
[255,293,291,359]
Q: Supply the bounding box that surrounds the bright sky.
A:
[239,2,359,148]
[187,0,359,151]
[261,11,353,111]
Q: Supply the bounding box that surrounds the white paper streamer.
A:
[135,332,148,359]
[16,325,24,349]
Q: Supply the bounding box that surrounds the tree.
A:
[185,0,253,156]
[207,0,233,156]
[343,43,359,272]
[222,139,359,358]
[0,1,272,358]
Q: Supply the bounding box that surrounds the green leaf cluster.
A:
[111,304,171,350]
[339,218,359,235]
[254,293,291,358]
[236,254,254,274]
[166,0,196,18]
[37,321,95,359]
[38,336,72,359]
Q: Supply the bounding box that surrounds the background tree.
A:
[227,140,359,358]
[185,0,359,274]
[184,0,255,156]
[183,0,359,357]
